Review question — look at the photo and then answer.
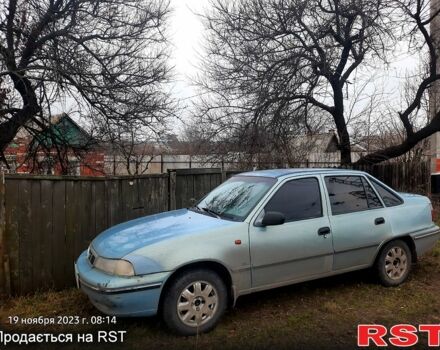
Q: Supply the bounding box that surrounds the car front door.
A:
[322,174,393,271]
[249,176,334,289]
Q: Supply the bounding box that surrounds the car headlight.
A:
[94,257,135,277]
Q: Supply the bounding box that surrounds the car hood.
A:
[92,209,238,259]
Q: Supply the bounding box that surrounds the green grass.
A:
[1,241,440,349]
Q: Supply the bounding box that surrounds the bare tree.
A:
[198,0,440,165]
[0,0,174,168]
[103,126,160,175]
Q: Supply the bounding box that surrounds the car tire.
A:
[376,240,412,287]
[161,269,227,336]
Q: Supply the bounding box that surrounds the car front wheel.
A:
[161,269,227,335]
[376,240,412,287]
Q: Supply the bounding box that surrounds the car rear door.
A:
[249,176,334,288]
[322,174,393,271]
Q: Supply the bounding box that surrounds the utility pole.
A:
[430,0,440,192]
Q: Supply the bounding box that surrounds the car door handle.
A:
[375,217,385,225]
[318,227,331,236]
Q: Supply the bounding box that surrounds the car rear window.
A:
[368,178,403,207]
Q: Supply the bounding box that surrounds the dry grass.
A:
[1,241,440,350]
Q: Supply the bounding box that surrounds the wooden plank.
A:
[121,179,134,221]
[211,173,222,188]
[131,178,145,218]
[160,176,169,212]
[40,180,54,289]
[175,168,221,175]
[18,179,33,294]
[52,181,67,288]
[150,176,168,213]
[139,177,152,215]
[94,180,107,235]
[175,173,183,209]
[221,170,226,183]
[80,181,94,251]
[169,171,176,211]
[30,180,42,291]
[181,174,192,209]
[188,174,195,208]
[65,180,80,284]
[193,174,206,204]
[107,179,121,227]
[4,179,19,294]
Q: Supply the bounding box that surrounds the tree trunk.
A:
[331,81,352,165]
[0,108,35,153]
[357,113,440,164]
[339,130,352,165]
[357,142,413,164]
[0,73,39,153]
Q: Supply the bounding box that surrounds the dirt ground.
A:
[0,241,439,350]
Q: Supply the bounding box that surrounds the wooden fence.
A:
[0,174,170,296]
[0,162,431,296]
[350,161,431,195]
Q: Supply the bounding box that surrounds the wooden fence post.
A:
[0,172,5,294]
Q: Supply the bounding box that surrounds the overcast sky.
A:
[169,0,205,103]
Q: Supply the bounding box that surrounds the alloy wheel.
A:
[177,281,218,327]
[385,246,408,280]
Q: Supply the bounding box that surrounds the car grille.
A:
[87,247,97,266]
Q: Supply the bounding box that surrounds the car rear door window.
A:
[325,176,369,215]
[361,177,383,209]
[369,178,403,207]
[264,177,322,222]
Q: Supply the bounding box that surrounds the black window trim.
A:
[365,175,404,207]
[258,176,324,224]
[324,174,383,216]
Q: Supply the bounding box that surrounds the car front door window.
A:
[263,177,323,223]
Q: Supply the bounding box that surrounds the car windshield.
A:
[194,176,276,221]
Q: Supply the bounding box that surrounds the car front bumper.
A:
[75,250,170,317]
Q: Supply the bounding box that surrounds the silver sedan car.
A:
[76,169,440,335]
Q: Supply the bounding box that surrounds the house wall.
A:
[81,152,105,176]
[4,137,105,176]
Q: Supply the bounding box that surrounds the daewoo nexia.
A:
[75,169,440,335]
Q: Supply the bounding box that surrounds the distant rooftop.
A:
[238,168,365,178]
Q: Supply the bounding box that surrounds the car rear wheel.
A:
[161,269,227,335]
[376,240,412,287]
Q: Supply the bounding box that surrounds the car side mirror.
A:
[261,211,285,227]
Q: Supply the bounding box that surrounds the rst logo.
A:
[358,324,440,347]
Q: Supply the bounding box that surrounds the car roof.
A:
[237,168,367,179]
